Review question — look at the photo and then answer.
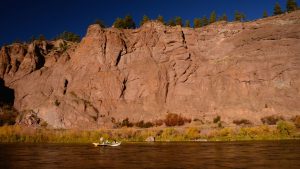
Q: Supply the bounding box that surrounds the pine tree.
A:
[286,0,298,12]
[168,18,176,26]
[209,11,217,23]
[54,31,80,42]
[202,16,208,26]
[185,20,191,27]
[38,34,46,41]
[274,2,283,15]
[157,15,165,24]
[234,11,246,21]
[94,19,106,28]
[123,15,136,29]
[175,16,183,26]
[140,15,150,26]
[235,11,241,21]
[29,36,36,43]
[219,13,228,21]
[263,11,268,18]
[241,13,246,21]
[13,39,23,44]
[193,18,202,28]
[113,18,124,28]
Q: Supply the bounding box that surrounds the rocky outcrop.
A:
[1,11,300,129]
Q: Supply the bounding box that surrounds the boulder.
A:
[145,136,155,142]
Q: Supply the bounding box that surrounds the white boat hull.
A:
[92,142,121,147]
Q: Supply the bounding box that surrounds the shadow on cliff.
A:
[0,79,18,126]
[0,79,15,106]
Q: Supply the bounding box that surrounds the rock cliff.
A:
[1,11,300,129]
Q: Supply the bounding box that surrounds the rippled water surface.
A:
[0,141,300,169]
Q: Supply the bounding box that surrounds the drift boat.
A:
[92,141,121,147]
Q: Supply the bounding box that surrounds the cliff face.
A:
[1,11,300,129]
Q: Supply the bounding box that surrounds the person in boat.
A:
[99,137,105,144]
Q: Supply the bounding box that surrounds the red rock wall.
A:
[1,11,299,129]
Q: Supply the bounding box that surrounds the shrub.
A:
[157,15,164,24]
[135,121,154,128]
[218,122,223,128]
[193,18,202,28]
[217,127,234,137]
[167,18,176,26]
[185,127,200,139]
[154,119,164,126]
[233,119,252,126]
[185,118,192,123]
[140,15,150,26]
[261,115,284,125]
[120,118,134,127]
[38,34,46,41]
[94,19,106,28]
[54,31,80,42]
[40,121,48,128]
[164,113,191,127]
[276,120,296,135]
[113,15,136,29]
[291,116,300,128]
[213,116,221,123]
[238,125,272,139]
[160,128,178,140]
[59,42,68,52]
[111,117,116,123]
[0,104,18,126]
[54,100,60,106]
[165,113,183,126]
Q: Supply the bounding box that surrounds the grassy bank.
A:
[0,121,299,143]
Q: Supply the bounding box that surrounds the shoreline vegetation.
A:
[1,104,300,143]
[0,121,299,144]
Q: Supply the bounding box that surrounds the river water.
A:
[0,141,299,169]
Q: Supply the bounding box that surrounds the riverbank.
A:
[0,120,299,143]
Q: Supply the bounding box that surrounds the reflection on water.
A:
[0,141,300,169]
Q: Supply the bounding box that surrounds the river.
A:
[0,141,299,169]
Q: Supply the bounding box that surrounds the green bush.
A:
[276,120,296,135]
[113,15,136,29]
[54,31,80,42]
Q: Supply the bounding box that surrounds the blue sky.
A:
[0,0,297,46]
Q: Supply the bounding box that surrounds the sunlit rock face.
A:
[1,11,299,129]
